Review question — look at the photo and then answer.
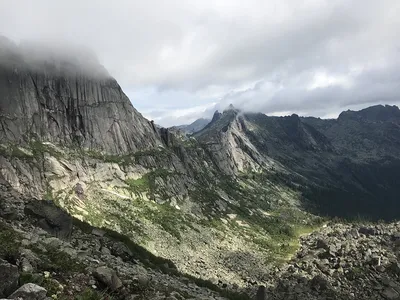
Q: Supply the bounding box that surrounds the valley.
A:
[1,37,400,299]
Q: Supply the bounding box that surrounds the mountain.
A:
[1,37,400,299]
[0,37,161,154]
[171,118,211,134]
[195,104,400,219]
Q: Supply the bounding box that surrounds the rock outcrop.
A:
[0,36,162,154]
[8,283,47,300]
[262,221,400,299]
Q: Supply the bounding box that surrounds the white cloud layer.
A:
[1,0,399,126]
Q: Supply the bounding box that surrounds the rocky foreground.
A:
[2,177,400,300]
[0,183,246,300]
[262,221,400,299]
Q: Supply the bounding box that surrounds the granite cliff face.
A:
[0,37,162,154]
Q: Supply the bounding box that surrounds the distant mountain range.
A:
[170,118,211,134]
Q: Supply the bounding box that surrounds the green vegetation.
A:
[0,221,22,262]
[145,203,194,240]
[30,141,64,159]
[28,245,86,273]
[19,273,65,298]
[103,195,191,241]
[19,272,44,286]
[125,177,149,194]
[74,288,113,300]
[0,141,65,161]
[125,168,180,200]
[187,172,325,264]
[85,148,172,166]
[0,144,34,160]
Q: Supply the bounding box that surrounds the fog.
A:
[1,0,399,126]
[0,36,109,77]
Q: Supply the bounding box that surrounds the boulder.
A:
[389,262,400,275]
[20,258,34,273]
[0,260,19,297]
[8,283,47,300]
[92,228,106,237]
[19,249,40,270]
[110,241,133,261]
[359,227,377,236]
[24,200,72,240]
[310,275,330,291]
[255,285,266,300]
[381,287,400,300]
[133,274,150,287]
[93,266,122,291]
[316,239,329,250]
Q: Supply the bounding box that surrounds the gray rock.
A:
[359,227,377,236]
[93,266,122,291]
[382,287,400,300]
[316,239,329,250]
[100,246,111,256]
[110,241,133,261]
[349,228,360,238]
[92,228,106,237]
[20,258,34,273]
[310,275,330,291]
[8,283,47,300]
[0,260,19,297]
[134,275,150,287]
[0,42,162,154]
[41,237,63,249]
[389,262,400,275]
[24,200,72,240]
[255,285,266,300]
[19,249,40,270]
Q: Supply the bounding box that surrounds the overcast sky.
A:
[1,0,400,126]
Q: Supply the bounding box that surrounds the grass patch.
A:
[74,288,114,300]
[125,177,149,194]
[0,144,34,160]
[30,141,64,159]
[85,148,172,166]
[28,245,86,273]
[125,168,180,200]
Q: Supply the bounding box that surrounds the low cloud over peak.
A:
[1,0,399,126]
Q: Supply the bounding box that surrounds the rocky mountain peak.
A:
[211,110,222,123]
[338,104,400,123]
[223,103,240,114]
[0,39,163,154]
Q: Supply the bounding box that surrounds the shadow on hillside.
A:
[72,217,253,299]
[268,158,400,222]
[24,197,251,300]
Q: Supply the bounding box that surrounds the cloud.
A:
[1,0,399,126]
[215,57,400,116]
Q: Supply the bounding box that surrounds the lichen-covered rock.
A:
[93,266,123,291]
[0,260,19,297]
[8,283,47,300]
